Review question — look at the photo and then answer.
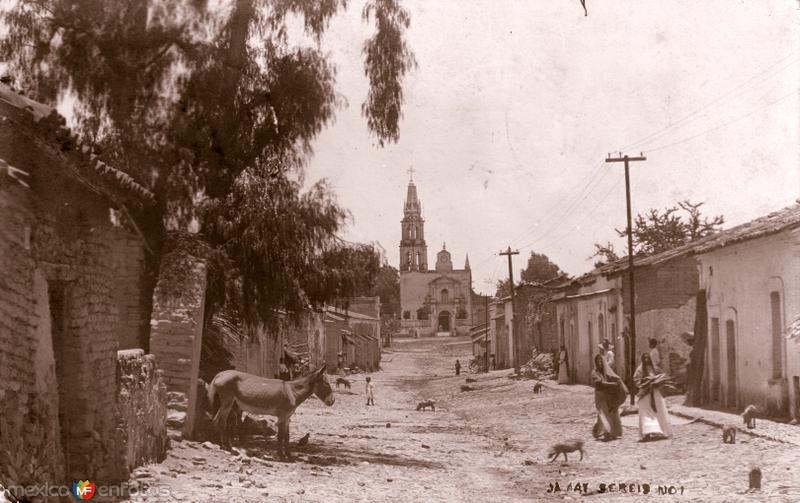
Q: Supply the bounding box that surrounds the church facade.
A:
[399,179,473,337]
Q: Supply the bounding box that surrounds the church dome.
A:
[435,243,453,272]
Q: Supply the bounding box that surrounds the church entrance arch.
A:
[438,311,452,333]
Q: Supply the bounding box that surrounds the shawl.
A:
[593,357,628,409]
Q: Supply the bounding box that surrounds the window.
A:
[441,289,449,303]
[771,291,783,379]
[417,307,429,320]
[416,251,422,269]
[403,310,411,320]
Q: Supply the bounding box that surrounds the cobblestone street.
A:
[123,337,800,502]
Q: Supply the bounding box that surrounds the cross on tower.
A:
[407,166,415,181]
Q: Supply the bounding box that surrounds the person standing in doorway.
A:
[557,345,570,384]
[648,338,662,372]
[365,376,375,406]
[600,339,615,367]
[455,360,461,376]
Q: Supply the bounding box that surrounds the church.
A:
[399,177,473,337]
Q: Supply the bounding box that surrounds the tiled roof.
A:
[691,203,800,254]
[557,203,800,287]
[0,83,154,204]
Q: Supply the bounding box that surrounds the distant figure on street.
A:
[365,376,375,406]
[591,353,628,441]
[490,355,496,371]
[634,352,672,441]
[455,360,461,376]
[278,357,290,381]
[337,352,344,372]
[600,339,615,367]
[648,338,662,372]
[557,345,570,384]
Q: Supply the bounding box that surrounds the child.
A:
[365,376,375,406]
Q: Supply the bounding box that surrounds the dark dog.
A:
[722,424,736,444]
[416,399,436,412]
[336,377,351,390]
[533,382,544,394]
[742,405,759,429]
[548,439,584,463]
[465,377,477,383]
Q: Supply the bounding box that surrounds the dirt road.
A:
[122,337,800,502]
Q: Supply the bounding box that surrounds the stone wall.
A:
[110,229,151,350]
[114,349,168,478]
[149,253,207,438]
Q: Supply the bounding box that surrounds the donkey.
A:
[207,365,334,459]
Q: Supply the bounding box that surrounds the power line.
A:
[515,169,622,252]
[510,160,610,248]
[618,51,799,153]
[647,87,799,153]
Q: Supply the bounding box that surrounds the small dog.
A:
[335,377,351,389]
[742,405,759,429]
[533,382,544,394]
[465,377,477,383]
[416,399,436,412]
[548,439,584,463]
[461,385,475,392]
[722,424,736,444]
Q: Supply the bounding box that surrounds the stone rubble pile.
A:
[520,349,555,380]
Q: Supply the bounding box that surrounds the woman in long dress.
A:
[591,353,628,441]
[634,352,672,441]
[557,345,570,384]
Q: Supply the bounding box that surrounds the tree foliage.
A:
[593,200,724,263]
[495,251,565,298]
[1,0,415,325]
[369,264,400,317]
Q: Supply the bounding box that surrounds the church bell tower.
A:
[400,174,428,272]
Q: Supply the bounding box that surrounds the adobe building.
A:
[0,83,166,491]
[398,177,472,337]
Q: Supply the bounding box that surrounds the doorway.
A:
[47,281,71,476]
[438,311,451,332]
[725,319,737,409]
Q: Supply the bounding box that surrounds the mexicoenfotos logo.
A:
[72,480,96,500]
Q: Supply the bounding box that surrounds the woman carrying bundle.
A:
[591,353,628,441]
[634,352,673,441]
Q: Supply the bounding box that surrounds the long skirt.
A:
[557,361,569,384]
[593,394,622,439]
[637,388,672,439]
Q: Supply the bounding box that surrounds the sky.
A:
[300,0,800,295]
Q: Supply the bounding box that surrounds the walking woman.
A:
[557,345,570,384]
[634,352,672,441]
[591,353,628,441]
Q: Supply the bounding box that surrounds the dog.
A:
[465,377,477,383]
[416,399,436,412]
[336,377,351,390]
[548,439,584,463]
[742,405,759,429]
[722,424,736,444]
[533,382,544,394]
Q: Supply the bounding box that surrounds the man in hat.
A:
[600,339,615,367]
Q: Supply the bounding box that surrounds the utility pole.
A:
[605,152,646,405]
[499,247,520,372]
[484,295,489,372]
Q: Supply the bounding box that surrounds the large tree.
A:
[1,0,415,325]
[495,251,565,297]
[593,200,724,264]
